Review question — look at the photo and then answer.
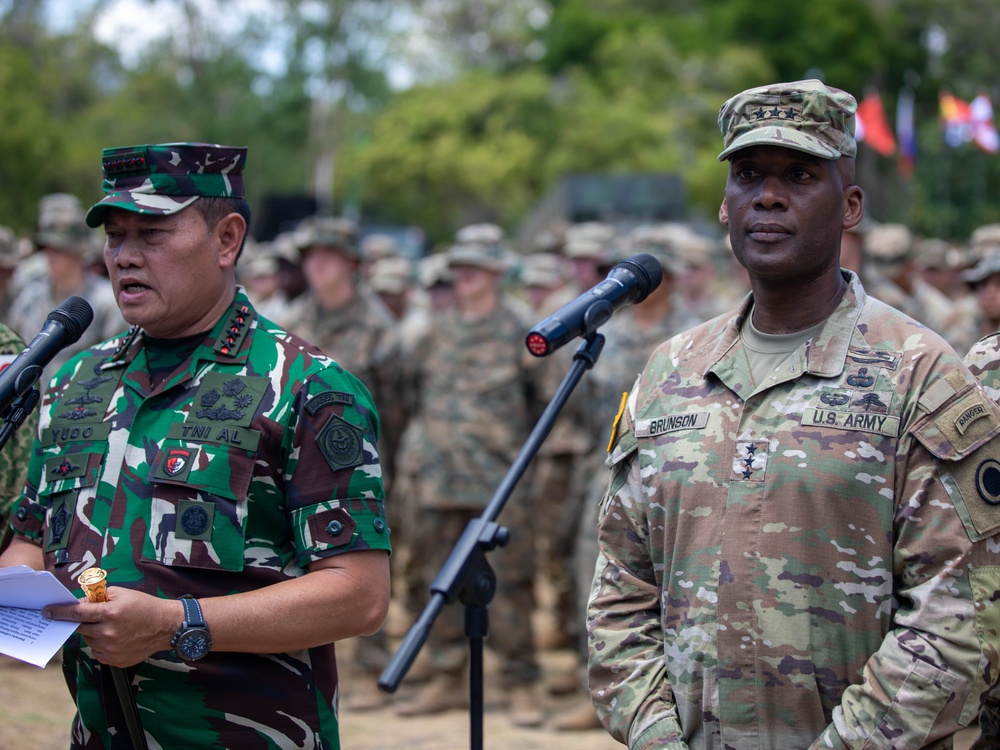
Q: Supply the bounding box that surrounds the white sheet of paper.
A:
[0,568,80,667]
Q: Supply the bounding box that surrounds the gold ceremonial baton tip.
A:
[78,567,109,603]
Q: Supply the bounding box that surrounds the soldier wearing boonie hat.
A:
[2,140,391,749]
[589,79,1000,750]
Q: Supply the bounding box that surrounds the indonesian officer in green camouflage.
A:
[0,142,391,749]
[588,80,1000,749]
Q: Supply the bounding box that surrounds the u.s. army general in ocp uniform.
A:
[588,80,1000,750]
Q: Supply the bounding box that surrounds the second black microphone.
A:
[525,253,663,357]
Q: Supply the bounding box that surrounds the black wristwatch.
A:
[170,595,212,662]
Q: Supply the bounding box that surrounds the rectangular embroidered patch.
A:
[167,422,261,452]
[801,407,900,436]
[635,412,709,437]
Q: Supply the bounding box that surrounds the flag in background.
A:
[970,93,1000,154]
[855,88,896,156]
[896,86,916,177]
[940,91,973,147]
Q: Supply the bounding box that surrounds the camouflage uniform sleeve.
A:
[284,364,391,568]
[588,391,689,750]
[814,371,1000,749]
[965,333,1000,749]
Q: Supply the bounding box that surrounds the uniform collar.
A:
[706,270,866,382]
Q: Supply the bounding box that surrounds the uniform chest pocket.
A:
[38,444,108,567]
[144,439,256,572]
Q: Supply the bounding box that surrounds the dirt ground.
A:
[0,646,618,750]
[0,650,982,750]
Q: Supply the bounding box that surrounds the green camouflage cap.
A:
[718,79,857,161]
[86,142,248,227]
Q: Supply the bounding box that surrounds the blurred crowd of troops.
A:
[4,191,1000,729]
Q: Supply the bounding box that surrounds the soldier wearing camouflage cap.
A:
[395,222,545,726]
[563,221,616,298]
[0,143,391,748]
[0,224,20,320]
[273,213,402,711]
[588,80,1000,748]
[8,194,125,380]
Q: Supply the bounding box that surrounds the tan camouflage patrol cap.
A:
[369,256,414,294]
[294,216,360,259]
[563,222,616,260]
[625,225,686,277]
[36,193,92,253]
[964,249,1000,285]
[718,79,858,161]
[447,223,512,272]
[971,224,1000,251]
[913,237,960,270]
[864,223,913,266]
[360,233,401,263]
[419,252,454,288]
[521,252,566,288]
[86,142,248,228]
[0,224,19,269]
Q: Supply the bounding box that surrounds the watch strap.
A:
[179,595,205,628]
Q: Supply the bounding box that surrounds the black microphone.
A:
[0,296,94,415]
[526,253,663,357]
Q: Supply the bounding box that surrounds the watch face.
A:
[178,629,211,661]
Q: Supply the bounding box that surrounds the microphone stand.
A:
[0,388,40,555]
[0,386,40,454]
[379,332,605,750]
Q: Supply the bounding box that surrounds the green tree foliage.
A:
[0,43,62,232]
[1,0,999,243]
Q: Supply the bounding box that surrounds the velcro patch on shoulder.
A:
[944,446,1000,540]
[317,414,365,473]
[914,386,1000,460]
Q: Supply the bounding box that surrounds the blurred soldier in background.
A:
[360,232,403,283]
[369,256,415,322]
[863,222,963,344]
[394,223,544,727]
[661,223,734,322]
[8,193,125,380]
[520,251,569,313]
[553,225,702,731]
[278,216,401,479]
[913,236,979,354]
[522,238,600,662]
[963,244,1000,342]
[563,221,615,295]
[0,225,21,320]
[277,216,402,711]
[238,233,297,322]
